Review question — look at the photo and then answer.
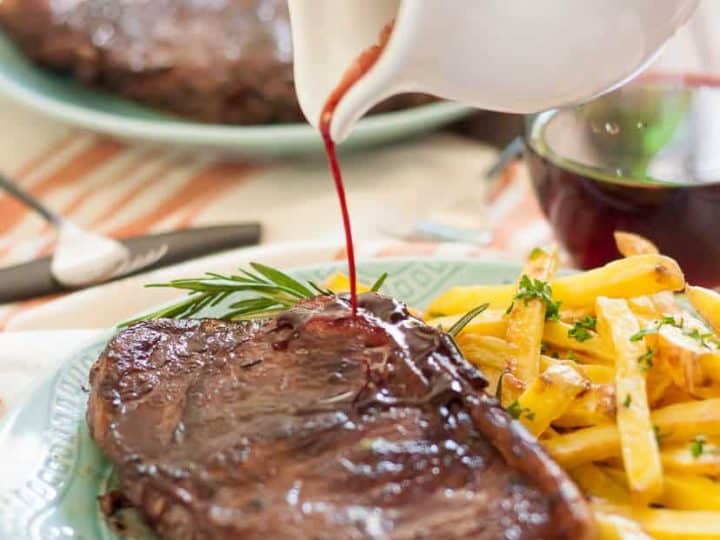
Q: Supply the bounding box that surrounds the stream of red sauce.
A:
[319,22,395,316]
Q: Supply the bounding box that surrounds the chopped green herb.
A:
[506,400,523,419]
[637,348,655,372]
[506,400,534,421]
[505,301,515,315]
[566,350,578,361]
[370,272,388,292]
[623,394,632,408]
[540,342,549,355]
[653,425,667,445]
[568,316,597,342]
[495,371,506,402]
[691,435,706,458]
[684,328,715,349]
[630,316,682,342]
[514,275,561,321]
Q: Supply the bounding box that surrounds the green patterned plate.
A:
[0,32,472,156]
[0,257,522,539]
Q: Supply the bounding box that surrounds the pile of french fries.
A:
[422,232,720,540]
[323,234,720,538]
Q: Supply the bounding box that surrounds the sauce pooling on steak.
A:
[88,293,595,539]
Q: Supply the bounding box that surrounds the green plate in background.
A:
[0,257,521,539]
[0,32,473,156]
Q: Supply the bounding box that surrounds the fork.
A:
[0,173,164,288]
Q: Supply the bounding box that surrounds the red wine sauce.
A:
[319,22,394,315]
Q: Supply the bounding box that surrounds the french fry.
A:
[592,501,720,540]
[596,296,662,504]
[661,440,720,476]
[653,315,718,392]
[425,283,515,317]
[593,507,652,540]
[456,334,511,371]
[514,361,586,436]
[545,399,720,467]
[543,320,615,363]
[554,255,684,308]
[656,473,720,511]
[541,355,615,385]
[553,383,616,428]
[323,272,370,294]
[504,248,558,389]
[544,423,621,467]
[614,231,659,256]
[601,467,720,511]
[646,366,675,408]
[428,310,507,339]
[570,464,630,504]
[686,285,720,334]
[625,507,720,540]
[427,254,685,316]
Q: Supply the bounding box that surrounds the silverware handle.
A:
[0,172,62,226]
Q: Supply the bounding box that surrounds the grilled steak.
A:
[0,0,433,124]
[88,293,596,539]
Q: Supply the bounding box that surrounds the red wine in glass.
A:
[526,73,720,287]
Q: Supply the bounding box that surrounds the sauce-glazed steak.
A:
[88,293,595,539]
[0,0,434,124]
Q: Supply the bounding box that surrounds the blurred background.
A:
[0,0,716,331]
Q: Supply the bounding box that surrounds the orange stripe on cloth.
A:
[59,150,159,223]
[0,138,123,233]
[110,161,253,238]
[89,159,181,230]
[487,185,545,252]
[0,296,57,331]
[13,133,80,181]
[31,151,161,258]
[486,161,521,204]
[173,163,255,229]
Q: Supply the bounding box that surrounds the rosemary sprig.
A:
[448,304,489,338]
[120,263,389,327]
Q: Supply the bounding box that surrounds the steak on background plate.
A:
[0,0,434,124]
[88,293,596,539]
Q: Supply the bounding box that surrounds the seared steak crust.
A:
[88,293,595,539]
[0,0,433,124]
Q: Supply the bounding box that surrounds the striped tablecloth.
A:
[0,94,552,331]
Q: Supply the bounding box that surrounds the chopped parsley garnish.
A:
[540,341,549,355]
[684,328,716,349]
[637,348,655,372]
[623,394,632,408]
[568,316,597,342]
[566,350,578,361]
[506,400,535,421]
[630,316,682,342]
[513,275,561,321]
[690,436,706,458]
[653,425,667,445]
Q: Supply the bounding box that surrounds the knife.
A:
[0,223,261,303]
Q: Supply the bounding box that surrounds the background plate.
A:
[0,257,521,539]
[0,32,473,156]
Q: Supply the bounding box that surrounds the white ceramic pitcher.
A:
[288,0,698,141]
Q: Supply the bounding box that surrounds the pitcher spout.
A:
[288,0,408,142]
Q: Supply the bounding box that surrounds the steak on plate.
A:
[0,0,433,124]
[88,293,596,539]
